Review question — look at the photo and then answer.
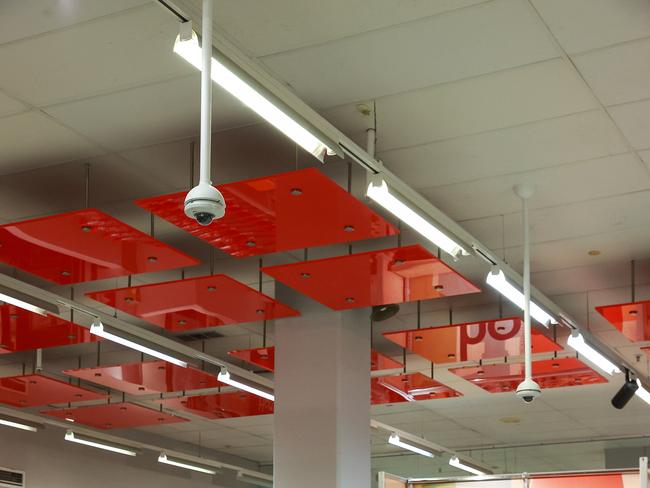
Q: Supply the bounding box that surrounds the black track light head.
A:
[611,369,638,410]
[370,304,400,322]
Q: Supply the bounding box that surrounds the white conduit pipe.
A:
[200,0,213,185]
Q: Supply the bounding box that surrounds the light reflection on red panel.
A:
[228,346,402,373]
[63,361,222,395]
[41,402,188,429]
[383,317,560,364]
[0,374,107,408]
[86,275,299,331]
[0,305,97,354]
[371,378,409,405]
[596,300,650,342]
[376,373,462,401]
[449,358,607,393]
[136,168,398,257]
[158,392,274,419]
[0,209,198,284]
[263,245,480,310]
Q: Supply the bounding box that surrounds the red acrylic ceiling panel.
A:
[383,317,561,364]
[158,392,274,420]
[227,346,402,372]
[449,358,607,394]
[374,373,462,402]
[0,374,107,408]
[0,209,199,284]
[262,245,480,310]
[0,305,97,354]
[596,300,650,342]
[86,274,299,331]
[63,361,222,395]
[136,168,398,257]
[41,402,188,429]
[371,378,410,405]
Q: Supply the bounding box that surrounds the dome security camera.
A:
[516,378,541,404]
[184,182,226,226]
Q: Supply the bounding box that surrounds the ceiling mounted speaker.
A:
[371,304,400,322]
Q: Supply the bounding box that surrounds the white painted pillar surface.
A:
[273,283,371,488]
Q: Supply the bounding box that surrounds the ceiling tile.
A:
[380,110,627,188]
[0,91,26,118]
[0,112,100,175]
[531,0,650,54]
[609,100,650,150]
[261,0,558,107]
[0,4,193,106]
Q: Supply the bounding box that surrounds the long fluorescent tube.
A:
[0,414,41,432]
[0,285,58,316]
[388,433,434,458]
[236,471,273,487]
[90,320,187,368]
[636,379,650,405]
[449,456,487,475]
[366,176,468,259]
[174,28,334,161]
[218,368,274,401]
[158,452,219,475]
[64,430,137,456]
[486,269,557,326]
[567,331,620,376]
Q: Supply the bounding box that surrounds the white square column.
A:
[273,284,371,488]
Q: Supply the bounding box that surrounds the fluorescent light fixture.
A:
[158,452,219,475]
[90,320,187,368]
[485,269,557,326]
[636,379,650,405]
[64,430,137,456]
[567,331,620,376]
[174,29,334,161]
[217,368,274,402]
[449,456,487,476]
[236,471,273,487]
[0,414,41,432]
[0,284,59,316]
[388,433,434,458]
[366,177,468,259]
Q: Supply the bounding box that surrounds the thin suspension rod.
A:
[199,0,213,185]
[522,196,532,381]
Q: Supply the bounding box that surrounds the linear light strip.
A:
[218,369,274,401]
[90,320,188,368]
[65,430,137,456]
[0,414,40,432]
[567,332,621,376]
[449,456,487,475]
[388,433,434,458]
[158,452,218,475]
[174,29,334,160]
[0,292,47,316]
[486,269,557,326]
[366,176,468,259]
[636,380,650,405]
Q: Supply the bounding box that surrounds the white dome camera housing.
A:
[184,182,226,226]
[516,378,541,404]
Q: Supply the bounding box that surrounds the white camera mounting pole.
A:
[515,183,541,403]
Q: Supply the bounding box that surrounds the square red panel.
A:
[136,168,398,258]
[374,373,462,402]
[0,305,97,354]
[371,378,410,405]
[63,361,222,395]
[262,245,480,310]
[596,300,650,342]
[41,402,188,429]
[449,358,607,394]
[228,346,402,372]
[383,317,561,364]
[0,209,199,284]
[86,274,299,331]
[0,374,107,408]
[158,392,274,420]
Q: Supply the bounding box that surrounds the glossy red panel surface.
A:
[371,378,409,405]
[529,474,623,488]
[263,245,480,310]
[596,300,650,342]
[0,374,107,408]
[375,373,462,402]
[0,209,198,284]
[86,274,299,331]
[63,361,222,395]
[41,402,188,429]
[158,392,274,419]
[0,305,97,354]
[136,168,398,257]
[228,346,402,373]
[383,317,560,364]
[449,358,607,393]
